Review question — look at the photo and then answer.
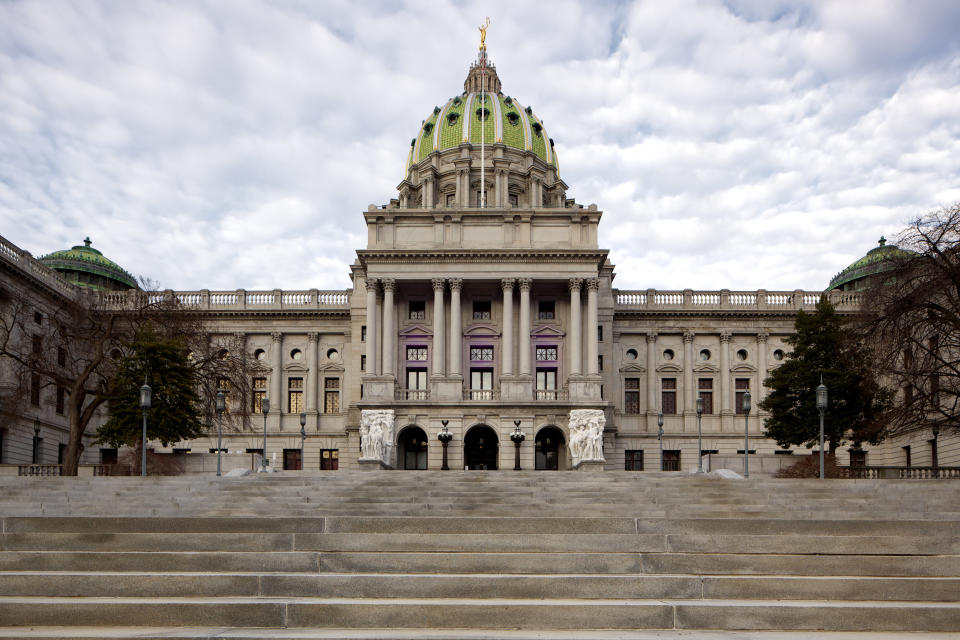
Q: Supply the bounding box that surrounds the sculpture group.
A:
[359,409,395,467]
[568,409,606,464]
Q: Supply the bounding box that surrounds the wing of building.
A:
[1,52,953,474]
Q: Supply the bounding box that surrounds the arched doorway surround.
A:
[463,425,499,470]
[535,426,566,470]
[397,425,428,470]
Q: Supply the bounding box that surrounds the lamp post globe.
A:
[215,391,225,477]
[260,397,270,472]
[437,420,453,470]
[742,389,751,478]
[139,379,151,477]
[816,379,828,479]
[695,396,704,474]
[510,420,526,471]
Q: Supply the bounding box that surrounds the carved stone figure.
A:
[568,409,606,464]
[360,409,395,466]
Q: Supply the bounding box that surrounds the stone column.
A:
[568,279,583,375]
[586,278,599,376]
[364,277,378,376]
[501,279,515,376]
[518,278,532,376]
[683,331,695,414]
[432,278,445,377]
[448,278,463,377]
[720,331,732,414]
[306,332,319,413]
[270,331,283,414]
[757,332,769,403]
[646,332,657,412]
[381,279,395,377]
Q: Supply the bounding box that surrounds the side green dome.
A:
[40,237,138,291]
[826,237,914,292]
[405,58,558,174]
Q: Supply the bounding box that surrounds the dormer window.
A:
[507,112,520,126]
[447,112,459,126]
[423,122,434,134]
[475,107,490,121]
[532,122,543,137]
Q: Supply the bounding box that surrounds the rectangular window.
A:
[324,377,340,414]
[470,346,494,361]
[320,449,339,470]
[217,377,231,413]
[408,300,425,320]
[849,450,867,467]
[33,311,42,325]
[283,448,302,471]
[58,443,67,465]
[538,300,555,320]
[288,377,303,414]
[252,377,266,413]
[32,334,41,354]
[598,326,603,342]
[361,326,366,342]
[536,368,557,400]
[56,386,65,415]
[470,368,493,400]
[476,189,487,206]
[446,194,455,207]
[246,448,264,458]
[536,346,558,361]
[929,438,938,467]
[625,449,643,471]
[406,346,428,361]
[698,378,713,414]
[30,373,40,406]
[509,194,519,207]
[407,368,428,400]
[735,378,750,414]
[472,300,491,320]
[624,378,640,414]
[662,449,681,471]
[57,347,66,366]
[903,445,911,467]
[661,378,676,415]
[361,355,366,371]
[598,355,603,371]
[100,448,118,465]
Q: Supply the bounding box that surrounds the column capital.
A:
[585,278,600,291]
[683,331,695,343]
[431,278,446,292]
[364,277,378,293]
[720,331,732,343]
[381,278,396,292]
[271,331,283,343]
[757,332,769,344]
[307,332,320,343]
[568,278,583,292]
[646,331,658,344]
[518,278,533,292]
[501,278,515,291]
[448,278,463,292]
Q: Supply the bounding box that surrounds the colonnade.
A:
[363,275,601,382]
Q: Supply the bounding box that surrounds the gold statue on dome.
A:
[479,17,490,51]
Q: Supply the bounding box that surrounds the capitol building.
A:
[1,49,952,474]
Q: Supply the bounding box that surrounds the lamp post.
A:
[742,390,751,479]
[139,378,151,477]
[259,397,270,472]
[437,420,453,470]
[215,391,225,477]
[510,420,526,471]
[657,412,664,472]
[695,396,704,474]
[299,411,307,471]
[32,418,41,464]
[816,379,828,480]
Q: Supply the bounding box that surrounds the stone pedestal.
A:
[568,376,602,401]
[358,458,392,471]
[573,460,605,472]
[501,375,533,401]
[361,376,395,402]
[431,376,464,401]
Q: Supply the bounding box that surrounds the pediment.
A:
[318,363,345,373]
[464,324,501,337]
[531,324,565,337]
[283,363,308,373]
[656,363,683,373]
[619,363,646,373]
[730,363,758,373]
[399,324,433,337]
[693,363,720,373]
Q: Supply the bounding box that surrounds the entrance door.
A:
[464,425,498,470]
[398,426,428,470]
[535,426,565,470]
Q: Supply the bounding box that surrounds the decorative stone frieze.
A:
[359,409,395,468]
[568,409,606,466]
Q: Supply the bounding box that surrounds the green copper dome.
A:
[40,238,138,291]
[826,237,913,292]
[405,57,559,175]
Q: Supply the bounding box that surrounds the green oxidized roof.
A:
[826,237,913,291]
[39,238,138,290]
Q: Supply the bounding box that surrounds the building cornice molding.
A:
[358,248,608,267]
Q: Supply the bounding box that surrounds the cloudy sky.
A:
[1,0,958,293]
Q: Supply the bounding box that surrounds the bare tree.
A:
[859,203,960,444]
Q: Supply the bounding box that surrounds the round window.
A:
[773,349,785,361]
[663,349,674,361]
[737,349,748,361]
[625,348,638,361]
[699,349,711,361]
[327,348,339,360]
[254,349,266,361]
[290,349,302,361]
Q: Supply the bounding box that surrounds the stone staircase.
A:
[0,471,958,638]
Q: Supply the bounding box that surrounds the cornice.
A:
[358,248,609,266]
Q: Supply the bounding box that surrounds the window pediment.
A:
[318,363,345,373]
[399,324,433,337]
[656,363,683,373]
[464,324,500,337]
[531,324,565,337]
[619,363,646,373]
[730,363,757,373]
[693,363,720,373]
[283,363,308,373]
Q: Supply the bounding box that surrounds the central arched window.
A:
[398,426,428,470]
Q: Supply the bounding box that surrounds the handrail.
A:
[613,289,861,311]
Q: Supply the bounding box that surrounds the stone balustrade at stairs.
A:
[0,471,958,639]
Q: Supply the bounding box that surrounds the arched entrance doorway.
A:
[464,425,498,470]
[535,426,566,470]
[397,426,428,470]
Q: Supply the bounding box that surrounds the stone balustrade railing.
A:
[95,288,351,311]
[0,234,79,300]
[614,289,861,311]
[840,466,960,480]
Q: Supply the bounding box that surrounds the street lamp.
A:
[437,420,453,470]
[32,418,41,465]
[742,390,751,479]
[510,420,526,471]
[215,391,225,477]
[299,411,307,471]
[139,378,152,477]
[259,397,270,472]
[816,379,828,480]
[657,412,664,472]
[695,396,704,474]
